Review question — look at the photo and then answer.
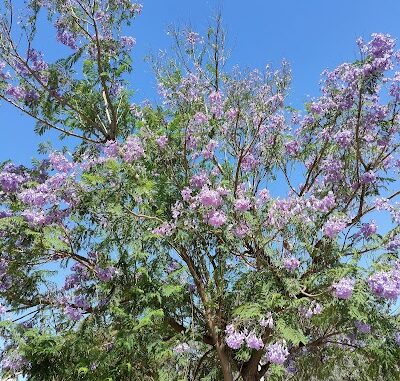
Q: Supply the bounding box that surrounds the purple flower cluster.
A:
[368,266,400,300]
[321,156,344,183]
[245,332,264,350]
[152,221,175,236]
[265,341,289,365]
[27,49,48,72]
[225,325,246,350]
[234,197,252,212]
[186,31,202,45]
[334,129,353,148]
[64,262,90,290]
[354,320,371,334]
[300,301,322,319]
[120,35,136,48]
[6,84,26,100]
[56,28,78,50]
[387,237,400,251]
[234,222,250,238]
[103,140,120,158]
[49,152,75,173]
[209,90,223,118]
[395,332,400,346]
[357,221,377,239]
[202,139,218,159]
[1,353,28,372]
[122,136,145,162]
[361,171,377,184]
[285,140,300,156]
[0,304,7,314]
[64,305,83,321]
[206,210,227,228]
[0,165,26,192]
[241,153,259,172]
[259,312,274,328]
[156,135,168,149]
[311,191,336,213]
[225,325,263,350]
[198,187,222,207]
[96,265,116,282]
[323,216,348,238]
[332,277,355,300]
[283,256,300,272]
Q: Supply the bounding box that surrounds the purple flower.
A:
[181,187,192,201]
[6,85,26,100]
[122,136,145,162]
[234,197,252,212]
[0,170,26,192]
[198,187,222,208]
[354,320,371,334]
[313,303,323,315]
[166,261,180,274]
[190,171,208,188]
[193,112,208,124]
[1,353,28,372]
[73,296,90,310]
[334,130,352,148]
[300,301,323,319]
[257,189,270,206]
[225,328,245,350]
[259,313,274,328]
[266,341,289,365]
[0,304,7,314]
[64,305,83,321]
[18,189,55,207]
[209,91,223,118]
[368,33,395,60]
[323,216,347,238]
[246,332,264,350]
[241,153,258,171]
[120,35,136,48]
[156,135,168,149]
[361,171,377,184]
[285,141,300,156]
[103,140,120,158]
[49,152,75,173]
[206,210,227,228]
[368,268,400,300]
[332,277,355,300]
[312,191,336,212]
[96,266,116,282]
[387,237,400,251]
[283,257,300,272]
[321,157,343,183]
[56,29,78,50]
[186,31,202,45]
[358,221,377,239]
[21,209,47,226]
[202,139,218,159]
[152,222,175,236]
[24,89,40,102]
[234,222,250,238]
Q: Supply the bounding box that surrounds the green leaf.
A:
[276,319,308,345]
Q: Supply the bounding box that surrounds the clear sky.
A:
[2,0,400,164]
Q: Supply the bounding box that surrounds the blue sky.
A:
[2,0,400,164]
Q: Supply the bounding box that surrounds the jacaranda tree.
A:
[0,1,399,380]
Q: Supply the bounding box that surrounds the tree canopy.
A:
[0,1,399,380]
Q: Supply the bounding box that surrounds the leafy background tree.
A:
[0,1,400,381]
